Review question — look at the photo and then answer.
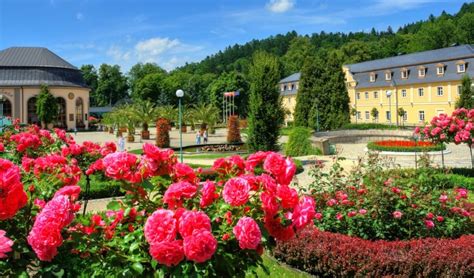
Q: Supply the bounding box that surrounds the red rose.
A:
[164,181,198,209]
[233,217,261,250]
[178,210,211,238]
[144,209,177,244]
[0,230,13,259]
[263,153,296,186]
[223,177,250,206]
[183,229,217,263]
[0,158,28,220]
[149,240,184,267]
[199,181,218,208]
[291,196,316,229]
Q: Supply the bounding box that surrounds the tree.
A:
[36,85,58,128]
[134,72,167,102]
[128,63,166,99]
[206,71,249,118]
[398,107,406,126]
[132,100,158,139]
[281,36,315,76]
[247,51,284,152]
[456,75,474,109]
[80,65,99,106]
[96,64,128,106]
[371,107,379,123]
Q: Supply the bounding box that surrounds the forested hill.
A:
[177,2,474,77]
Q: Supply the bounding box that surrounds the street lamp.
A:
[176,89,184,163]
[386,90,392,125]
[0,94,4,130]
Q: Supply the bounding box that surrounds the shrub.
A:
[227,115,242,143]
[285,127,321,157]
[78,174,123,199]
[274,226,474,277]
[156,118,170,148]
[367,140,445,152]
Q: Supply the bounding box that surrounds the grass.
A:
[247,254,310,278]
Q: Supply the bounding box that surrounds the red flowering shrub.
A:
[0,158,27,220]
[274,226,474,277]
[0,230,13,259]
[367,140,445,152]
[156,118,170,148]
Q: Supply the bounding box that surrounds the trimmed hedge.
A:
[341,123,405,130]
[285,127,322,157]
[274,226,474,277]
[367,141,445,152]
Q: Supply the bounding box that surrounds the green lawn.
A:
[247,254,310,278]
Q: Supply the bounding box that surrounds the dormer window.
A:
[457,61,466,73]
[418,66,426,77]
[385,71,392,81]
[401,68,408,79]
[369,72,376,82]
[437,63,445,75]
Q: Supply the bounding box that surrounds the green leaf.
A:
[107,200,121,211]
[131,262,144,274]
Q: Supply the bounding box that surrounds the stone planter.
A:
[127,135,135,142]
[141,130,150,140]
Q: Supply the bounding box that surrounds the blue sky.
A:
[0,0,468,72]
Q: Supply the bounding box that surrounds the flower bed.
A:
[274,226,474,277]
[367,140,445,152]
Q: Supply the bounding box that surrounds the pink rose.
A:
[199,181,219,208]
[392,210,403,219]
[233,217,261,250]
[144,209,177,244]
[327,199,337,207]
[277,185,299,209]
[163,181,198,209]
[314,212,323,220]
[183,229,217,263]
[178,210,211,238]
[149,240,184,267]
[347,211,357,217]
[358,209,367,215]
[439,194,448,203]
[173,163,197,183]
[436,216,444,222]
[0,159,28,220]
[425,220,435,229]
[336,213,343,221]
[291,196,316,229]
[263,153,296,186]
[426,212,434,219]
[222,177,250,206]
[0,230,13,259]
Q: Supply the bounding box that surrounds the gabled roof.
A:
[346,45,474,73]
[279,72,300,83]
[0,47,77,69]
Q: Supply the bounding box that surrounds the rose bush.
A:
[0,124,315,276]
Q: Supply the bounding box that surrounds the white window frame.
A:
[369,74,376,82]
[401,70,408,79]
[283,85,287,91]
[365,111,370,120]
[357,111,362,119]
[385,72,391,81]
[458,85,462,96]
[373,91,378,98]
[403,112,408,121]
[437,86,444,96]
[437,66,444,75]
[457,63,465,73]
[365,92,369,99]
[356,92,360,100]
[419,111,425,121]
[401,89,407,97]
[418,68,425,77]
[418,88,424,97]
[386,111,391,121]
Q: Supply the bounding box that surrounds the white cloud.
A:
[266,0,295,13]
[76,12,84,20]
[135,37,180,61]
[106,45,131,62]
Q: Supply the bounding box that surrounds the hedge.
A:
[340,123,405,130]
[274,226,474,277]
[367,141,445,152]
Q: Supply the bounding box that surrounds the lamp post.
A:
[386,90,392,125]
[0,94,4,130]
[176,89,184,163]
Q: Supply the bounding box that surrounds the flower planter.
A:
[141,130,150,140]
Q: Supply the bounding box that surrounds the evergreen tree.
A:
[36,85,58,128]
[247,51,284,152]
[128,63,166,99]
[96,64,128,106]
[80,65,99,106]
[456,75,474,109]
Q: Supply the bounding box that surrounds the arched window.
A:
[75,97,84,128]
[0,98,12,118]
[27,97,39,125]
[56,97,67,128]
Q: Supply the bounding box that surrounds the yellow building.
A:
[0,47,90,130]
[343,45,474,125]
[279,72,300,124]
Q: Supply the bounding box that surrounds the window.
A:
[356,92,360,100]
[457,63,466,73]
[373,91,378,98]
[76,97,85,128]
[401,69,408,79]
[385,71,392,81]
[401,89,407,97]
[283,85,287,91]
[418,88,424,97]
[419,111,425,121]
[418,67,425,77]
[403,112,408,121]
[437,65,444,75]
[458,85,462,96]
[291,84,295,90]
[437,86,444,96]
[296,83,299,90]
[369,73,376,82]
[365,111,370,120]
[365,92,369,99]
[357,111,362,119]
[386,111,391,121]
[281,86,284,92]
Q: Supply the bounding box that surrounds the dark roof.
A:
[279,72,300,83]
[0,47,87,88]
[346,45,474,73]
[0,47,77,69]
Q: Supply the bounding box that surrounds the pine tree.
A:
[247,51,284,152]
[36,85,58,128]
[456,75,474,109]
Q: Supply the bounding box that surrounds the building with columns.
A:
[343,45,474,125]
[0,47,90,130]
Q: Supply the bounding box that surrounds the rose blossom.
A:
[144,209,177,244]
[314,212,323,220]
[199,181,218,208]
[233,217,261,250]
[439,194,448,203]
[392,210,403,219]
[173,163,197,183]
[163,181,198,209]
[436,216,444,222]
[291,196,316,229]
[426,212,434,219]
[347,211,357,217]
[222,177,250,206]
[149,240,184,267]
[359,209,367,215]
[178,210,211,238]
[336,213,343,221]
[0,158,28,220]
[183,229,217,263]
[0,230,13,259]
[425,220,435,229]
[263,153,296,186]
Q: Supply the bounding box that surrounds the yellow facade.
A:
[279,80,298,124]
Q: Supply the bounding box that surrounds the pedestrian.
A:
[203,128,208,143]
[196,130,201,145]
[118,134,125,152]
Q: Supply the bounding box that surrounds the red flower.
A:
[277,185,299,209]
[245,151,270,172]
[102,152,140,183]
[264,214,295,241]
[199,181,218,208]
[0,230,13,259]
[149,240,184,267]
[233,217,261,250]
[223,177,250,206]
[173,163,197,183]
[263,153,296,186]
[0,158,27,220]
[164,181,198,209]
[178,210,211,238]
[144,209,177,245]
[425,220,435,229]
[183,229,217,263]
[393,210,403,219]
[291,196,316,229]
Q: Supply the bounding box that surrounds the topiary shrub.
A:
[285,127,321,157]
[156,118,170,148]
[227,115,242,143]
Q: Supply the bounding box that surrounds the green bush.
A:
[78,174,123,199]
[285,127,321,157]
[367,141,446,152]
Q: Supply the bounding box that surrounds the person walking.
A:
[203,128,208,143]
[195,130,201,145]
[118,134,125,152]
